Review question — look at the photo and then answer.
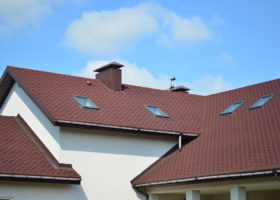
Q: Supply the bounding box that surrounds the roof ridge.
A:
[124,83,202,96]
[7,65,97,81]
[207,78,280,97]
[7,66,202,96]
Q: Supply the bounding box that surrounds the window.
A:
[145,105,169,118]
[249,94,274,109]
[220,100,244,115]
[74,96,99,109]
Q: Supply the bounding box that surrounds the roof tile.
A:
[0,115,81,183]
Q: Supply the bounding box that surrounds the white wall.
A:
[0,82,178,200]
[60,127,177,200]
[0,181,87,200]
[0,83,61,160]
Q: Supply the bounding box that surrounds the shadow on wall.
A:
[15,84,61,145]
[60,127,177,157]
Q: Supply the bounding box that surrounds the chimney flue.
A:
[94,62,124,91]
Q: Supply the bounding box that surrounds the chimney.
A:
[94,62,124,91]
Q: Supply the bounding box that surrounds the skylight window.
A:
[74,96,99,109]
[220,100,244,115]
[249,94,274,109]
[145,105,169,118]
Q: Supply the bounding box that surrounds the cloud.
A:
[78,60,232,95]
[187,75,233,95]
[65,2,212,54]
[0,0,52,36]
[159,13,212,46]
[65,3,158,54]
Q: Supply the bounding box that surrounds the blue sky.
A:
[0,0,280,95]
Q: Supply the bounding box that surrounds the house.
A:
[0,62,279,200]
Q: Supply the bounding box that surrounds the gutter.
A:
[134,169,280,187]
[56,120,198,137]
[0,173,81,184]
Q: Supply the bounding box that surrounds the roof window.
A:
[249,94,274,109]
[74,96,99,109]
[220,100,244,115]
[145,105,169,118]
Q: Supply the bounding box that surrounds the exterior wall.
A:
[0,82,177,199]
[60,127,177,200]
[157,190,280,200]
[0,83,61,160]
[158,194,185,200]
[201,191,280,200]
[247,190,280,200]
[0,181,86,200]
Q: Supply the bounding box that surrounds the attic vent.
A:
[170,85,190,93]
[249,94,274,109]
[220,100,244,115]
[74,96,99,110]
[145,105,169,118]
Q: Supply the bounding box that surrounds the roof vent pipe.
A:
[94,62,124,91]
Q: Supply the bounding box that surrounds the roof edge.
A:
[0,67,15,109]
[6,66,56,124]
[133,169,280,188]
[207,77,280,97]
[0,173,81,184]
[56,120,198,137]
[15,115,81,181]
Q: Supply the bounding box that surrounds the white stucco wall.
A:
[0,83,61,160]
[0,82,178,200]
[60,127,177,200]
[0,181,86,200]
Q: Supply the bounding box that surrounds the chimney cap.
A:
[94,61,124,73]
[170,85,190,92]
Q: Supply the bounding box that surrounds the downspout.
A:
[134,188,149,200]
[178,134,182,150]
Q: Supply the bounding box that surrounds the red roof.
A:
[2,66,204,135]
[1,66,279,186]
[132,79,280,186]
[0,115,81,184]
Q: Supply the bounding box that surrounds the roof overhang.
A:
[56,120,198,137]
[0,173,81,184]
[133,169,280,188]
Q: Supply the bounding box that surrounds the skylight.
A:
[145,105,169,118]
[74,96,99,109]
[220,100,244,115]
[249,94,274,109]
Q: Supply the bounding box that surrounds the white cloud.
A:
[169,16,211,44]
[65,2,212,54]
[0,0,52,36]
[187,75,233,95]
[78,60,232,95]
[65,3,158,54]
